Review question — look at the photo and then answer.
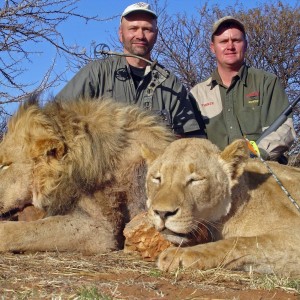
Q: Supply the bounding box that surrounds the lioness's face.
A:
[0,135,33,219]
[145,139,233,245]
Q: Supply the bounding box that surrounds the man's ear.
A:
[118,26,123,43]
[30,138,67,160]
[210,41,215,54]
[244,38,248,53]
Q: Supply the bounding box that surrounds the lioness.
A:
[0,98,174,253]
[143,138,300,276]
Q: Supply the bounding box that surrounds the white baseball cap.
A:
[121,2,157,19]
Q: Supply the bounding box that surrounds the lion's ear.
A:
[141,144,158,165]
[220,139,249,182]
[31,138,67,160]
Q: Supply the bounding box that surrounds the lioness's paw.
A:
[157,247,203,272]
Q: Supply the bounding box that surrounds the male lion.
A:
[0,98,174,253]
[143,138,300,276]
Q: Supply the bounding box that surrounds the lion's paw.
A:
[157,247,204,272]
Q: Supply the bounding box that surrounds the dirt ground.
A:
[0,251,299,300]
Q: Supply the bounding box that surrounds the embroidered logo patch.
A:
[246,91,260,98]
[201,101,214,107]
[248,99,259,104]
[246,91,260,106]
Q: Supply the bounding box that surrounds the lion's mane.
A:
[6,98,174,217]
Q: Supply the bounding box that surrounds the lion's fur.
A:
[144,138,300,276]
[0,98,174,253]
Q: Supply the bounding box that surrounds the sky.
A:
[4,0,299,113]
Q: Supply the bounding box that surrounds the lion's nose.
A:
[153,208,179,221]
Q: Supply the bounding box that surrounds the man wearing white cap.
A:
[190,16,296,162]
[56,3,203,137]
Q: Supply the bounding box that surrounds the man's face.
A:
[119,12,158,58]
[210,26,247,70]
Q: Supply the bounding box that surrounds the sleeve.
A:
[55,62,100,101]
[258,118,296,160]
[168,77,206,137]
[186,92,207,137]
[257,76,296,160]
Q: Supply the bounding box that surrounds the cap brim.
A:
[212,17,245,36]
[122,9,157,18]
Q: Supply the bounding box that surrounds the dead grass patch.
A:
[0,251,299,299]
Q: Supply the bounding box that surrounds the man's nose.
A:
[226,40,234,49]
[135,29,145,39]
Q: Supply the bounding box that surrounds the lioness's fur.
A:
[0,98,174,253]
[144,138,300,276]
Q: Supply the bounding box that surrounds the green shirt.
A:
[56,56,201,135]
[190,64,295,158]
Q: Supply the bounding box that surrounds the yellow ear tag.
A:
[247,140,260,157]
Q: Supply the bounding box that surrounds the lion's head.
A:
[0,114,33,218]
[143,138,249,245]
[0,99,123,218]
[0,98,174,221]
[0,100,72,218]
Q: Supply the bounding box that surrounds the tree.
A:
[233,2,299,98]
[155,9,213,89]
[155,1,299,94]
[0,0,115,117]
[153,1,299,154]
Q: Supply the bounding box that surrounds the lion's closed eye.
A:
[0,163,11,171]
[151,174,161,184]
[186,174,206,186]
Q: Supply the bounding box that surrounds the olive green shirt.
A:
[56,56,202,135]
[190,64,296,159]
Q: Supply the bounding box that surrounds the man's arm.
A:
[168,78,206,138]
[55,62,99,101]
[258,117,296,160]
[257,77,296,160]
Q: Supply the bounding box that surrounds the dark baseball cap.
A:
[212,16,245,37]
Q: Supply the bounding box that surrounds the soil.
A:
[0,251,299,300]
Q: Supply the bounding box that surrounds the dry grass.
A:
[0,251,299,299]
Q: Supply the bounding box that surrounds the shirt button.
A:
[228,108,231,111]
[230,126,233,129]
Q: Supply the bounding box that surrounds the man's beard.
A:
[124,41,153,57]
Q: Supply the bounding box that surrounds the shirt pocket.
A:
[237,106,262,136]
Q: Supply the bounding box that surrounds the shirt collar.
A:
[238,63,248,85]
[209,63,247,88]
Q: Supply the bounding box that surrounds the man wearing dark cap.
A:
[56,2,203,137]
[190,16,295,162]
